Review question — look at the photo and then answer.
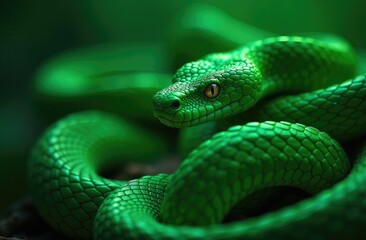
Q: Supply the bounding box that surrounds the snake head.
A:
[153,58,262,128]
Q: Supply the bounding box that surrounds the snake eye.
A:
[204,83,220,98]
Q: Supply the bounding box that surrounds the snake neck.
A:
[242,36,357,97]
[217,36,358,130]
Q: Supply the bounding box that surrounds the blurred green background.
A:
[1,0,366,211]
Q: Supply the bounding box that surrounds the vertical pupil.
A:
[210,85,215,95]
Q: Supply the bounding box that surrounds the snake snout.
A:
[153,93,182,118]
[153,94,164,111]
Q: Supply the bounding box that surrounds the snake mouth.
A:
[155,105,230,128]
[155,102,243,128]
[155,114,187,128]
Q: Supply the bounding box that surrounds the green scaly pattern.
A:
[28,36,366,239]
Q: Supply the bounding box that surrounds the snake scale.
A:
[28,35,366,239]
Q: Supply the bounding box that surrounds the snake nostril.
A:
[171,100,180,110]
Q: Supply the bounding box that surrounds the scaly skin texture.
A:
[28,35,366,239]
[28,112,168,238]
[95,141,366,240]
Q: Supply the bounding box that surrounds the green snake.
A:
[28,35,366,240]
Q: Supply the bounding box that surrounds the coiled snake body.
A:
[29,36,366,239]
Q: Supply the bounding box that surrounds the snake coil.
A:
[29,36,366,239]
